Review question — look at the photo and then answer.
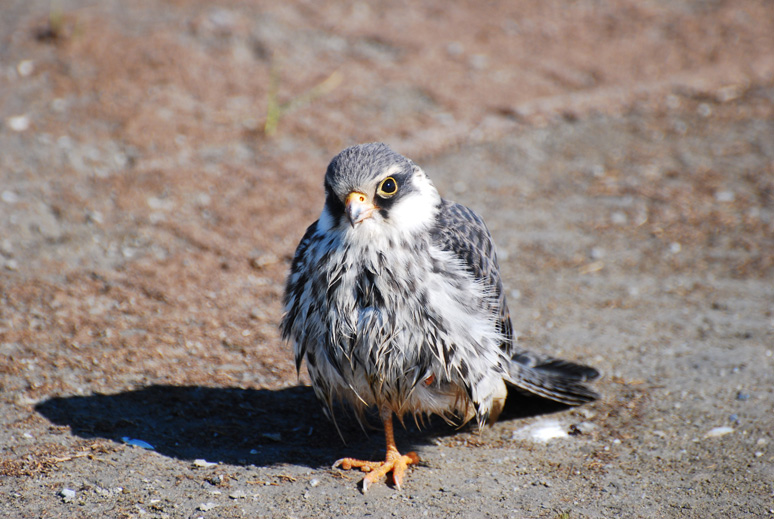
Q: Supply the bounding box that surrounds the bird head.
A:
[321,143,441,234]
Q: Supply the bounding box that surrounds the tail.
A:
[505,351,600,406]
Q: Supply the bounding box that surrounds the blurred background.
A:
[1,1,773,517]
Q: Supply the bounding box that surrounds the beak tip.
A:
[345,192,375,227]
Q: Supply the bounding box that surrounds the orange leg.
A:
[333,408,419,492]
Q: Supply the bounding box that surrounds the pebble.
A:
[704,426,734,438]
[6,115,30,132]
[611,211,628,225]
[1,190,19,204]
[309,478,320,487]
[229,490,247,499]
[194,459,218,468]
[17,60,35,77]
[59,488,76,502]
[568,422,597,435]
[122,437,155,450]
[512,419,568,442]
[198,502,218,511]
[736,392,750,401]
[249,253,279,269]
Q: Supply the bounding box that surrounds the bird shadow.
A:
[35,384,573,468]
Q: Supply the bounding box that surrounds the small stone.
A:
[249,253,279,269]
[86,211,104,224]
[197,502,218,511]
[568,422,596,435]
[736,392,750,401]
[206,474,224,486]
[704,426,734,438]
[1,191,19,204]
[194,459,218,468]
[7,115,30,132]
[51,98,67,112]
[611,211,628,225]
[59,488,76,502]
[446,42,464,56]
[17,60,35,77]
[229,490,247,499]
[122,437,154,450]
[261,432,281,442]
[714,191,735,203]
[697,103,712,117]
[309,478,320,487]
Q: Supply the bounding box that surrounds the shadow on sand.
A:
[35,384,571,468]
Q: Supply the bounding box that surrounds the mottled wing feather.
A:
[430,199,600,406]
[281,219,320,371]
[430,199,514,352]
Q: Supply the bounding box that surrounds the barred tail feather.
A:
[505,351,600,406]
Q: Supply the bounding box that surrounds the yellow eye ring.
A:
[377,176,399,198]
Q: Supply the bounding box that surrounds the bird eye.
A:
[377,177,398,198]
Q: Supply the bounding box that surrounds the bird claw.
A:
[333,451,419,492]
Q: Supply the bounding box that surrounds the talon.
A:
[332,458,350,470]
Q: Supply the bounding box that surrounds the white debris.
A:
[704,426,734,438]
[122,437,155,450]
[7,115,31,132]
[261,432,282,442]
[59,488,76,502]
[1,191,19,204]
[17,60,35,77]
[511,419,568,442]
[197,502,218,511]
[714,191,735,202]
[147,196,174,211]
[193,459,218,468]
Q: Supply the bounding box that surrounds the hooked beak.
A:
[345,191,376,227]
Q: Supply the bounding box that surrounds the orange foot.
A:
[333,449,419,492]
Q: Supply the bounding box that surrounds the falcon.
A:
[281,143,599,491]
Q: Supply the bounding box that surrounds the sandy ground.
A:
[1,1,773,517]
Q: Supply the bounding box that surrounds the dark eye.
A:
[377,177,398,198]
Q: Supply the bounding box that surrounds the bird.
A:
[281,142,599,491]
